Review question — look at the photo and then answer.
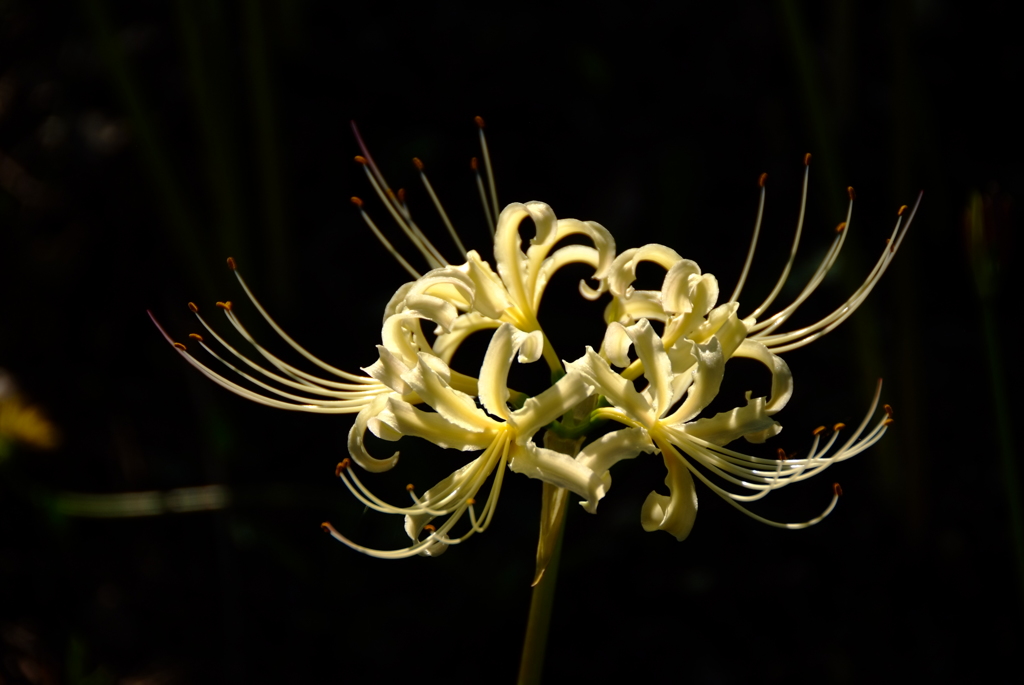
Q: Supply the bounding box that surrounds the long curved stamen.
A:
[661,436,842,530]
[754,196,920,353]
[747,188,855,335]
[148,312,367,413]
[746,158,810,320]
[227,260,380,383]
[187,305,376,397]
[324,434,510,559]
[355,156,447,269]
[728,169,770,304]
[414,157,468,258]
[471,156,495,233]
[214,302,373,391]
[351,197,421,279]
[475,116,499,227]
[191,336,375,407]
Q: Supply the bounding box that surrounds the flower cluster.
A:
[153,120,918,565]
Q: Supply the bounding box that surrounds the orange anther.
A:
[350,196,364,208]
[334,462,346,477]
[340,458,350,469]
[226,256,237,270]
[777,448,787,461]
[833,483,843,497]
[833,422,846,432]
[413,157,424,171]
[758,172,768,188]
[215,301,232,311]
[847,186,856,200]
[406,483,415,491]
[470,156,478,170]
[397,188,406,204]
[173,342,187,351]
[467,498,476,506]
[803,153,812,166]
[883,404,894,418]
[812,425,827,436]
[423,524,436,532]
[187,302,198,313]
[898,204,908,216]
[354,155,367,164]
[188,333,203,342]
[883,418,895,427]
[321,523,331,533]
[474,115,485,128]
[835,222,846,233]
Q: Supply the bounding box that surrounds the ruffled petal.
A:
[493,202,555,314]
[372,397,496,451]
[732,340,793,415]
[663,336,725,425]
[347,394,400,472]
[401,354,491,434]
[626,319,674,418]
[679,391,781,445]
[362,345,412,395]
[641,453,698,541]
[508,440,605,509]
[607,244,683,299]
[477,323,542,423]
[575,427,655,512]
[460,251,511,320]
[513,370,594,436]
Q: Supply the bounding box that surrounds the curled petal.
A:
[461,251,511,319]
[575,427,655,512]
[607,244,684,300]
[680,391,781,445]
[514,370,595,436]
[661,259,701,314]
[362,345,412,395]
[347,394,400,472]
[373,398,495,451]
[401,354,490,434]
[603,322,633,368]
[477,323,540,422]
[626,319,674,418]
[641,452,698,541]
[528,217,616,304]
[493,202,555,311]
[403,294,458,333]
[532,244,601,306]
[508,441,605,510]
[432,312,501,364]
[406,268,475,308]
[733,340,793,414]
[690,302,747,359]
[663,337,725,425]
[604,290,667,325]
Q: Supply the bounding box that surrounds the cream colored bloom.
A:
[154,122,919,561]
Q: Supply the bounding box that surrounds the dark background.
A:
[1,1,1021,683]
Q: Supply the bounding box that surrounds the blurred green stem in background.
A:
[81,0,214,296]
[966,191,1024,607]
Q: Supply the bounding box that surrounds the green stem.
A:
[517,493,567,685]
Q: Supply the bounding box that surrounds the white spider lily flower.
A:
[604,158,922,376]
[368,200,616,372]
[322,323,603,559]
[569,317,893,541]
